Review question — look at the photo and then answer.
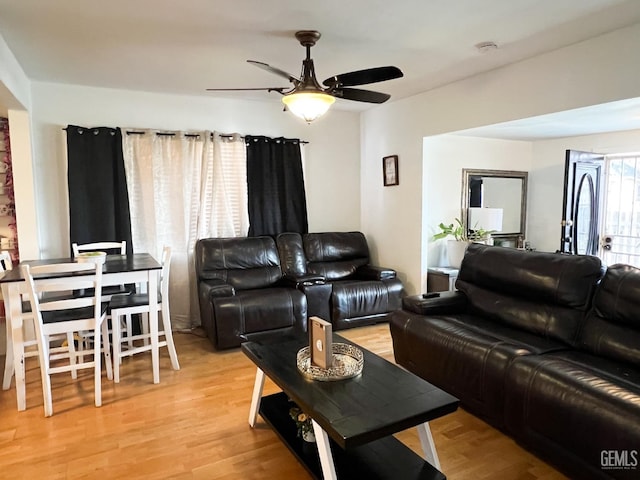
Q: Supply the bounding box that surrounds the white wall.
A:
[362,22,640,295]
[30,82,361,257]
[423,136,532,288]
[529,128,640,253]
[0,32,30,111]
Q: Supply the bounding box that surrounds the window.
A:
[602,155,640,267]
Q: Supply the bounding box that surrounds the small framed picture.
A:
[383,155,399,186]
[310,316,332,369]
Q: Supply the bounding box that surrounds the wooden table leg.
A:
[313,419,338,480]
[417,422,441,470]
[248,367,265,427]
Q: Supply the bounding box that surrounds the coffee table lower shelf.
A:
[259,392,446,480]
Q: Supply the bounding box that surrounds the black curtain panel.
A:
[246,136,308,237]
[66,125,133,255]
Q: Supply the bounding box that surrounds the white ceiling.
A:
[1,0,640,138]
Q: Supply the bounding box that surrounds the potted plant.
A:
[289,405,315,442]
[433,218,493,268]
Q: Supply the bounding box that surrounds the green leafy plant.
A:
[433,218,493,242]
[433,218,466,241]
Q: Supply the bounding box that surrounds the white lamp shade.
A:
[469,207,503,232]
[282,91,335,123]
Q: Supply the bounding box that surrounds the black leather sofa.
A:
[196,232,405,349]
[276,232,405,330]
[390,243,640,480]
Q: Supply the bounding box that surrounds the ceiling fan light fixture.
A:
[282,91,335,123]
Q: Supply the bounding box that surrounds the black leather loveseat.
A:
[390,243,640,480]
[196,232,404,349]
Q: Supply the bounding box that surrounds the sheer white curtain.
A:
[122,131,247,329]
[197,132,249,239]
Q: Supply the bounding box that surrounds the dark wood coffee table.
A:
[241,334,459,480]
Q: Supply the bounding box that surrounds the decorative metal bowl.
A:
[296,343,364,381]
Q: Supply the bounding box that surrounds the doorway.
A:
[561,150,640,268]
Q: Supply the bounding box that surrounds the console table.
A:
[427,267,459,292]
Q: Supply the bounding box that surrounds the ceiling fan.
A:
[206,30,404,123]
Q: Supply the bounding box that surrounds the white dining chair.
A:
[71,241,133,352]
[0,250,12,271]
[1,250,42,387]
[109,246,180,382]
[0,250,27,390]
[21,261,112,417]
[72,241,126,256]
[2,252,86,392]
[72,241,131,298]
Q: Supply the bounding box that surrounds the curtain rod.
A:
[125,130,309,144]
[62,127,308,144]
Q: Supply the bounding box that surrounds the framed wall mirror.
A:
[461,168,528,246]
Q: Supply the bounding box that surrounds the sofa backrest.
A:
[195,236,282,290]
[303,232,370,280]
[578,264,640,366]
[276,232,307,277]
[456,243,604,345]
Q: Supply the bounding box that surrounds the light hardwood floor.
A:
[0,324,567,479]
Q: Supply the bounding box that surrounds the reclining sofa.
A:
[390,243,640,480]
[196,232,404,349]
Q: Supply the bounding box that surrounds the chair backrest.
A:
[21,262,104,327]
[72,241,126,256]
[0,250,12,271]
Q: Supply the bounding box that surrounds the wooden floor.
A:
[0,324,567,479]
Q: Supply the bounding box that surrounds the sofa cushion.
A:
[196,236,282,289]
[457,244,603,345]
[504,350,640,479]
[390,310,568,426]
[579,264,640,367]
[212,288,307,349]
[331,279,402,321]
[304,232,369,280]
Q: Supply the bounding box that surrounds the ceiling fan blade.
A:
[323,66,403,87]
[333,88,391,104]
[247,60,300,84]
[206,87,288,94]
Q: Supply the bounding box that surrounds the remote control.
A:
[422,292,441,299]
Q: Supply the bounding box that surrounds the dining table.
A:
[0,253,162,411]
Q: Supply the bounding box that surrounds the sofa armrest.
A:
[402,291,468,316]
[280,274,326,289]
[355,264,397,280]
[199,278,235,299]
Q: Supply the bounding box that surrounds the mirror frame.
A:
[461,168,528,245]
